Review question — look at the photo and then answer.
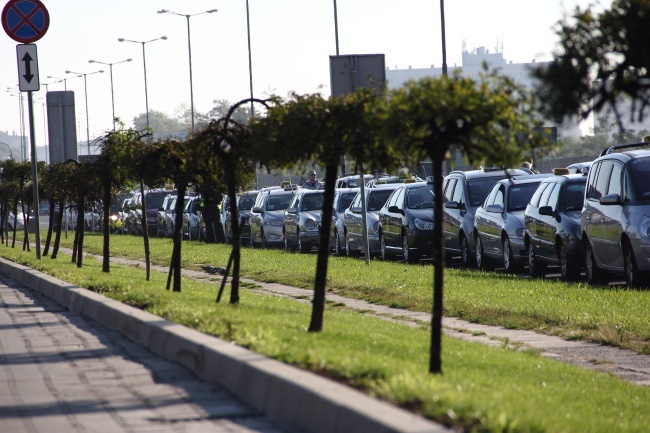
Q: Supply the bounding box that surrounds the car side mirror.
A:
[286,207,297,214]
[252,206,263,213]
[486,204,504,214]
[600,193,621,205]
[352,206,362,214]
[388,205,404,215]
[538,205,554,216]
[446,201,465,210]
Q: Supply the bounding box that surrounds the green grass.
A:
[48,232,650,354]
[1,241,649,433]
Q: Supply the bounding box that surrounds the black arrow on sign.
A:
[21,52,34,83]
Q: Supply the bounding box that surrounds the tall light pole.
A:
[65,69,104,157]
[245,1,254,117]
[88,58,132,130]
[157,9,217,131]
[333,0,340,55]
[440,0,448,76]
[46,75,69,90]
[118,36,168,135]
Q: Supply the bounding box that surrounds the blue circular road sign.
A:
[2,0,50,43]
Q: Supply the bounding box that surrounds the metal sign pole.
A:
[27,91,41,258]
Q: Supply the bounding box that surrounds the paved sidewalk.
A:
[0,273,305,433]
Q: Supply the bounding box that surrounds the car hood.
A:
[505,210,525,228]
[407,208,435,220]
[302,210,322,222]
[263,210,285,220]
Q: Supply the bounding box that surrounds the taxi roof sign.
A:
[553,168,570,176]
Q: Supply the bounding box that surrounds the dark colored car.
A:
[250,185,300,248]
[473,175,548,273]
[329,188,359,255]
[525,171,587,279]
[343,184,400,257]
[442,167,532,267]
[126,189,176,236]
[378,181,434,263]
[224,190,259,244]
[582,140,650,287]
[283,189,324,253]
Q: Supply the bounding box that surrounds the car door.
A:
[535,182,558,260]
[475,183,499,256]
[284,193,301,245]
[599,161,625,269]
[344,192,362,247]
[583,161,612,265]
[443,176,465,253]
[384,187,405,250]
[442,177,459,251]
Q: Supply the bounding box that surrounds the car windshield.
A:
[468,176,507,207]
[266,194,293,211]
[301,193,324,211]
[368,189,395,211]
[146,192,169,209]
[338,192,357,211]
[508,183,542,211]
[406,186,434,209]
[564,183,586,211]
[629,157,650,200]
[239,195,256,210]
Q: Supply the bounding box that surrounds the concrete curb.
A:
[0,257,448,433]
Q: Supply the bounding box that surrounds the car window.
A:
[288,194,300,209]
[451,179,464,204]
[586,162,600,200]
[509,182,542,211]
[594,160,614,200]
[484,184,500,207]
[539,183,555,207]
[468,177,503,207]
[443,178,457,202]
[564,183,586,212]
[547,183,561,211]
[351,192,361,209]
[394,187,405,209]
[493,186,505,208]
[529,182,549,208]
[146,192,170,209]
[607,163,623,198]
[267,193,293,211]
[629,156,650,200]
[302,193,324,211]
[369,189,395,211]
[339,192,357,211]
[239,195,256,210]
[406,186,434,209]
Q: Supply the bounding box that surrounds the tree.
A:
[132,110,185,138]
[532,0,650,131]
[384,70,543,374]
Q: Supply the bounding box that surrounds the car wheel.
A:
[528,242,547,277]
[502,236,520,274]
[624,241,648,288]
[334,229,342,256]
[475,235,493,271]
[298,231,309,253]
[460,234,475,268]
[558,241,580,280]
[584,240,607,285]
[402,233,419,264]
[380,232,388,261]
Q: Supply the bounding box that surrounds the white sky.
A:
[0,0,609,153]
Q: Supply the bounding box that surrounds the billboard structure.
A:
[46,91,77,163]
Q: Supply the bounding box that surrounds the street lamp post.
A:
[65,69,104,157]
[88,58,132,130]
[46,75,69,90]
[158,9,217,131]
[118,36,168,135]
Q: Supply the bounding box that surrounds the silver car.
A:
[582,141,650,287]
[249,186,299,248]
[329,188,359,255]
[474,176,547,273]
[283,189,324,253]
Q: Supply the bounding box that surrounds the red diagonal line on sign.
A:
[9,3,41,34]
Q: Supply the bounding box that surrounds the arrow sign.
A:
[17,44,39,91]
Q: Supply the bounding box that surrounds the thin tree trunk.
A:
[43,198,55,256]
[308,162,337,332]
[167,184,186,292]
[76,199,85,268]
[429,158,445,374]
[140,179,151,281]
[102,185,111,272]
[227,167,240,304]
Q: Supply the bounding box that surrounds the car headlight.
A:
[515,228,525,238]
[305,219,316,230]
[573,225,582,241]
[639,216,650,238]
[265,219,283,226]
[109,215,118,221]
[370,221,379,234]
[414,218,433,230]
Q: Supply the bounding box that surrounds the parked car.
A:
[125,189,176,236]
[249,185,300,248]
[283,188,324,253]
[343,184,400,257]
[581,139,650,287]
[84,202,101,232]
[473,175,548,273]
[224,190,259,244]
[335,174,373,189]
[329,188,359,255]
[378,181,434,263]
[524,170,587,279]
[156,194,176,237]
[182,195,205,241]
[566,161,592,175]
[442,167,532,267]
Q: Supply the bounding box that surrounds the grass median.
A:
[1,238,649,433]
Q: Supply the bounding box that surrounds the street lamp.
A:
[118,36,168,135]
[46,75,70,90]
[158,9,217,131]
[65,69,104,157]
[88,58,132,130]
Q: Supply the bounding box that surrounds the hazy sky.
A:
[0,0,609,152]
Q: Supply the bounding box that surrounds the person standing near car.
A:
[303,171,319,189]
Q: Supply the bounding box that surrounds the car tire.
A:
[528,242,547,277]
[558,241,580,280]
[298,231,309,253]
[624,241,648,288]
[584,240,607,285]
[334,229,342,256]
[402,234,418,264]
[502,236,520,274]
[460,234,475,268]
[475,235,493,271]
